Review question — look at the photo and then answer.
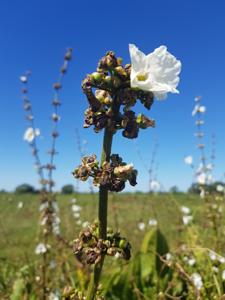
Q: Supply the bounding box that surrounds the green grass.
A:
[0,192,200,263]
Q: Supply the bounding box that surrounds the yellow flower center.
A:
[136,73,148,82]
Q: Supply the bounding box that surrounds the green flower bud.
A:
[90,72,103,83]
[119,239,127,249]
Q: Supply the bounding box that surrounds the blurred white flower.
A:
[71,204,81,212]
[199,106,206,113]
[222,270,225,280]
[181,206,190,215]
[82,221,90,228]
[209,250,217,261]
[200,189,205,199]
[188,258,196,266]
[206,163,213,171]
[17,201,23,209]
[165,253,172,261]
[73,212,80,219]
[138,222,145,231]
[217,185,224,193]
[40,216,48,226]
[20,75,27,83]
[23,127,40,143]
[115,252,121,259]
[49,291,60,300]
[184,155,193,165]
[71,198,77,203]
[182,215,193,225]
[150,180,160,191]
[192,105,206,116]
[129,44,181,100]
[35,243,47,254]
[52,201,59,212]
[76,220,82,225]
[148,219,157,226]
[52,113,61,122]
[213,266,219,273]
[197,173,206,185]
[191,273,203,290]
[39,202,48,211]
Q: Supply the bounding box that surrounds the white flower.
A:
[213,266,219,273]
[182,215,193,225]
[82,221,90,228]
[23,127,40,143]
[73,212,80,219]
[181,206,190,215]
[76,220,82,225]
[200,189,205,199]
[197,173,206,185]
[184,155,193,165]
[115,252,121,259]
[17,201,23,209]
[199,106,206,113]
[191,273,203,290]
[71,198,77,203]
[52,113,61,122]
[129,44,181,100]
[192,105,206,116]
[188,258,196,266]
[165,253,172,261]
[52,201,59,212]
[40,216,48,226]
[48,292,60,300]
[217,185,224,193]
[20,75,27,83]
[150,180,160,191]
[222,270,225,281]
[39,202,49,211]
[148,219,157,226]
[71,204,81,212]
[138,222,145,231]
[209,250,217,261]
[220,257,225,264]
[35,243,47,254]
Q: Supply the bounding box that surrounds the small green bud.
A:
[119,239,127,249]
[91,72,103,83]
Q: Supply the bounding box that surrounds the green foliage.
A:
[61,184,75,194]
[15,183,35,194]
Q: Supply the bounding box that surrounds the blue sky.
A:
[0,0,225,192]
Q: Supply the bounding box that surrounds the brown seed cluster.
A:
[73,222,131,265]
[82,51,155,138]
[72,154,137,192]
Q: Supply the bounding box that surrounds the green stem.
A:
[86,127,113,300]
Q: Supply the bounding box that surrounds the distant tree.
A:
[188,181,225,194]
[170,186,179,194]
[61,184,74,194]
[0,189,7,193]
[15,184,35,194]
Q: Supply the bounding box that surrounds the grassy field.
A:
[0,192,200,263]
[1,191,225,299]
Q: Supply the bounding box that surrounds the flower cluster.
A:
[72,154,137,192]
[82,50,155,138]
[73,222,131,265]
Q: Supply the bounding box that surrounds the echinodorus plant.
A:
[72,44,181,299]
